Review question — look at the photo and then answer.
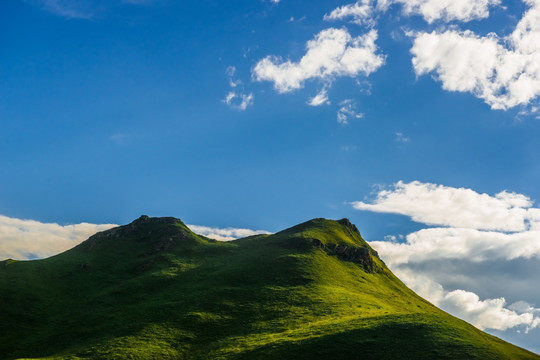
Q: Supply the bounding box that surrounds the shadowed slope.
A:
[0,216,538,359]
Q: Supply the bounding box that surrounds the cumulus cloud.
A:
[352,180,536,232]
[324,0,377,26]
[442,289,539,331]
[337,99,364,124]
[371,227,540,265]
[354,180,540,332]
[326,0,500,25]
[253,28,384,93]
[392,0,500,23]
[0,215,116,260]
[187,225,271,241]
[411,0,540,110]
[393,268,540,332]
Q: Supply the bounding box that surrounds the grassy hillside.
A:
[0,216,538,360]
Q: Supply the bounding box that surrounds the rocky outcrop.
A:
[333,245,374,273]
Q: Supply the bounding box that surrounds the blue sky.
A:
[2,0,540,353]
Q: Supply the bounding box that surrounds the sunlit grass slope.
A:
[0,216,538,359]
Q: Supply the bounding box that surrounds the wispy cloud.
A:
[337,99,364,124]
[308,88,330,106]
[36,0,96,19]
[223,91,254,110]
[30,0,157,19]
[395,132,409,143]
[223,66,253,110]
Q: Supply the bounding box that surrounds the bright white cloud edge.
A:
[352,180,538,232]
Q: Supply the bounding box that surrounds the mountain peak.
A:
[336,218,361,236]
[129,214,185,227]
[105,215,188,235]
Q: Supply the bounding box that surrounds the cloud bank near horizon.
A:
[0,215,270,260]
[0,215,117,260]
[352,180,540,333]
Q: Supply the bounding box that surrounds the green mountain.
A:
[0,216,538,360]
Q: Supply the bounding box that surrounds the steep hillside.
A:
[0,216,537,359]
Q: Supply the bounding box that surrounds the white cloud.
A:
[224,66,253,110]
[226,66,241,88]
[325,0,499,26]
[308,88,330,106]
[393,0,500,23]
[441,290,538,331]
[352,180,536,232]
[253,28,384,93]
[187,225,271,241]
[411,0,540,110]
[0,215,116,260]
[337,99,364,124]
[0,214,271,260]
[223,91,254,110]
[324,0,376,26]
[395,132,409,142]
[354,180,540,332]
[393,268,540,332]
[371,227,540,265]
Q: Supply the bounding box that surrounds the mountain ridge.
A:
[0,216,538,359]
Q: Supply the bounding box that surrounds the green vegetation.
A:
[0,216,538,359]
